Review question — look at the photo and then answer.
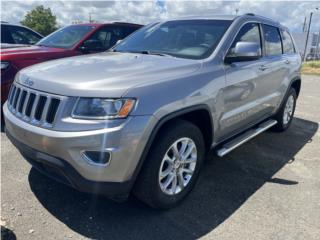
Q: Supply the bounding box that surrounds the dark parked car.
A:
[0,22,142,105]
[1,22,43,45]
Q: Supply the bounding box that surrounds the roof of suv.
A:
[164,14,284,29]
[64,22,143,27]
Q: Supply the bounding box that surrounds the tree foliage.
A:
[20,5,58,36]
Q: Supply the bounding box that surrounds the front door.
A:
[219,22,283,140]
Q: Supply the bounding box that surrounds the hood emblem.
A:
[22,77,34,87]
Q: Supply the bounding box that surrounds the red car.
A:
[1,22,142,104]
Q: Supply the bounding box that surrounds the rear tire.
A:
[273,88,297,132]
[133,119,205,209]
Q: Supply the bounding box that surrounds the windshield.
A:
[36,25,95,49]
[114,20,232,59]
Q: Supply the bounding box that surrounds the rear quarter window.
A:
[281,29,295,54]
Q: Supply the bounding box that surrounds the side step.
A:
[216,119,277,157]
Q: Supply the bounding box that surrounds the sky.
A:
[1,0,320,33]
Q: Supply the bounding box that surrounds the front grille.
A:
[7,84,62,128]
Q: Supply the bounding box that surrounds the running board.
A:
[216,119,277,157]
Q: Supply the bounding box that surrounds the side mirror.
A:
[116,39,122,45]
[225,42,261,64]
[79,39,104,53]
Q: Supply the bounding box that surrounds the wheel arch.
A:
[129,104,214,190]
[290,77,301,97]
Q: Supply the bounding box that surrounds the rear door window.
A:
[262,24,282,56]
[281,29,295,54]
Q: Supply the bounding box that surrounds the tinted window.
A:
[114,20,232,59]
[124,26,141,36]
[8,26,42,44]
[1,25,14,43]
[83,27,126,50]
[37,25,95,49]
[262,25,282,56]
[230,23,262,56]
[281,30,295,54]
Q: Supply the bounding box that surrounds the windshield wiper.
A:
[139,50,173,57]
[111,49,174,57]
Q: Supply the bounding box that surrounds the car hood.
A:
[16,52,202,98]
[1,45,67,58]
[1,43,31,49]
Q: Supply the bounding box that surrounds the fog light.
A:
[83,151,111,165]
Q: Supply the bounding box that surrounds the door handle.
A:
[259,65,268,71]
[284,59,290,64]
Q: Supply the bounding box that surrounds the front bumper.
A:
[6,130,133,199]
[4,102,156,189]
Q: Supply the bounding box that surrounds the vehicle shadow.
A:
[28,117,318,240]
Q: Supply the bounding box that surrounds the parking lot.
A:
[1,74,319,240]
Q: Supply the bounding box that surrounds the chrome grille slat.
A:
[13,88,21,110]
[7,86,15,104]
[7,83,62,128]
[30,94,40,121]
[17,90,27,114]
[40,96,51,122]
[25,93,36,117]
[9,86,16,105]
[22,92,30,115]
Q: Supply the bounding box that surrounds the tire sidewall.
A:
[279,88,297,130]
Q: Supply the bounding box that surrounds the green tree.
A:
[20,5,58,36]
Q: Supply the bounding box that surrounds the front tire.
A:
[133,119,205,209]
[273,88,297,132]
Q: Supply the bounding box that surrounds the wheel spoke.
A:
[164,154,174,165]
[179,140,188,156]
[182,167,194,174]
[172,143,180,158]
[182,144,195,160]
[163,173,175,189]
[184,156,197,164]
[171,174,178,194]
[160,166,172,180]
[178,171,185,189]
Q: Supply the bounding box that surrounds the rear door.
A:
[259,24,288,110]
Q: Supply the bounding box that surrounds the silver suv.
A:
[4,14,301,209]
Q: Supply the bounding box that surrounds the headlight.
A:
[72,98,136,119]
[1,62,10,70]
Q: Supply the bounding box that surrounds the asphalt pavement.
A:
[1,74,320,240]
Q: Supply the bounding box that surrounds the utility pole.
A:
[89,12,93,23]
[316,29,320,57]
[302,16,307,32]
[303,12,313,61]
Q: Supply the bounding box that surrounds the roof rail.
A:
[243,13,280,24]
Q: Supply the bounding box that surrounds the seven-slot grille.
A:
[7,84,61,128]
